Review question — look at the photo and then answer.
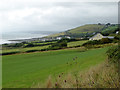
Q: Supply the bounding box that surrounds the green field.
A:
[2,45,50,54]
[2,40,88,55]
[68,40,88,47]
[2,47,109,88]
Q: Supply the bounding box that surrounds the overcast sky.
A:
[0,0,118,33]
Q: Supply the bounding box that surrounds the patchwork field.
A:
[2,47,109,88]
[1,40,88,55]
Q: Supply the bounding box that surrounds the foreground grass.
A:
[42,60,119,88]
[2,46,109,88]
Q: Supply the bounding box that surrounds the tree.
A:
[25,43,34,47]
[100,38,112,44]
[49,39,67,50]
[98,23,101,25]
[106,23,111,26]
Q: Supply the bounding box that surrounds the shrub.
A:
[25,50,40,53]
[48,40,67,50]
[4,43,24,47]
[2,51,20,55]
[100,38,112,44]
[82,40,100,46]
[83,38,113,47]
[24,43,34,47]
[40,49,48,51]
[106,45,119,64]
[48,46,61,50]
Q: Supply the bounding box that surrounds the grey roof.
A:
[103,36,114,39]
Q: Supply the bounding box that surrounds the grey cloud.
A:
[0,1,118,33]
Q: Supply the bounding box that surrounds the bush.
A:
[100,38,112,44]
[24,43,34,47]
[83,38,113,47]
[4,43,24,47]
[48,46,61,50]
[40,49,48,51]
[25,50,40,53]
[82,40,99,46]
[49,40,67,50]
[2,51,21,55]
[106,45,119,64]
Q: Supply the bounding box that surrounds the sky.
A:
[0,0,118,33]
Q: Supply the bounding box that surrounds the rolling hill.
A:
[46,24,118,38]
[66,24,105,34]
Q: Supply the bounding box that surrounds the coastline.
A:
[1,35,48,45]
[1,31,60,45]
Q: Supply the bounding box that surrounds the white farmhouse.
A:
[89,33,114,40]
[116,31,119,34]
[89,33,104,40]
[65,36,71,39]
[56,37,62,40]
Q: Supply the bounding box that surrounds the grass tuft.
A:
[43,60,119,88]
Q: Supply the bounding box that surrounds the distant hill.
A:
[66,24,105,34]
[46,24,118,38]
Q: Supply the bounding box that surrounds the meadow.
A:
[2,46,109,88]
[1,40,87,55]
[67,40,88,47]
[2,45,50,55]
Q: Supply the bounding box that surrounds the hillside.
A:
[66,24,105,34]
[46,24,118,38]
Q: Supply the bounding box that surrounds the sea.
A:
[0,31,59,44]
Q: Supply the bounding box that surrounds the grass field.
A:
[2,40,88,55]
[2,45,50,54]
[2,47,109,88]
[67,40,88,47]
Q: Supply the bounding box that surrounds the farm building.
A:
[89,33,114,40]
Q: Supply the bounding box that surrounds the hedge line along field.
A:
[2,47,109,88]
[1,40,87,55]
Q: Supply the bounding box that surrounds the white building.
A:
[66,36,71,39]
[89,33,114,40]
[56,37,62,40]
[116,31,119,34]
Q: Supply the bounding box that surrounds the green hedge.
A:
[25,50,40,53]
[1,51,21,55]
[106,45,119,64]
[82,38,113,46]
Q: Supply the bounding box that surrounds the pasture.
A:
[67,40,88,47]
[2,47,109,88]
[2,45,50,54]
[1,40,88,55]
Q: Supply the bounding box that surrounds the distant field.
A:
[2,40,88,54]
[2,47,109,88]
[68,40,88,47]
[2,45,50,54]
